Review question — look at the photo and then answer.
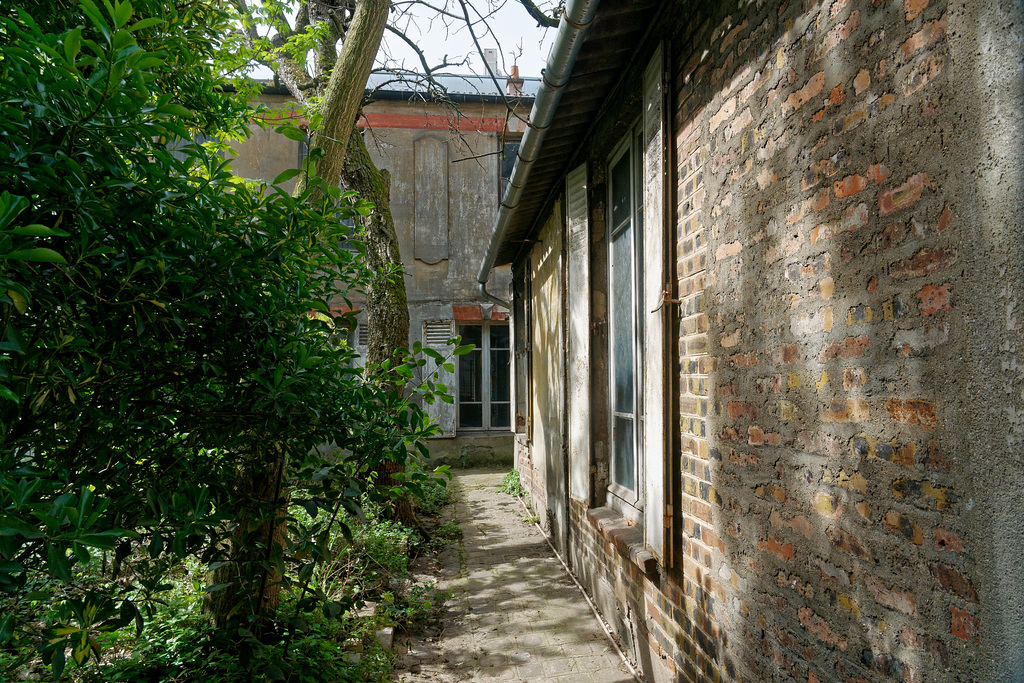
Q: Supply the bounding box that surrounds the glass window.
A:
[608,124,645,501]
[458,323,511,430]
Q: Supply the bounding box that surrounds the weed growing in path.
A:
[498,470,527,498]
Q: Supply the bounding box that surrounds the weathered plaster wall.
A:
[227,94,303,194]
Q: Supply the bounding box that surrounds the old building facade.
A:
[478,0,1024,681]
[230,75,536,461]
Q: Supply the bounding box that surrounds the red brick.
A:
[729,351,758,367]
[809,189,831,212]
[760,536,794,560]
[916,283,951,315]
[817,10,861,60]
[931,563,979,602]
[720,18,749,52]
[865,574,917,615]
[885,399,938,428]
[799,607,848,650]
[905,55,945,97]
[879,173,932,216]
[784,72,825,113]
[833,174,867,198]
[827,526,875,562]
[853,69,871,95]
[453,305,483,320]
[748,425,765,445]
[901,15,948,60]
[843,366,867,390]
[883,510,924,545]
[867,162,890,183]
[812,491,842,519]
[727,401,759,419]
[830,0,852,18]
[829,84,846,107]
[934,527,964,552]
[891,247,958,279]
[905,0,928,21]
[825,398,870,422]
[950,606,980,643]
[810,203,869,242]
[710,96,737,131]
[937,204,954,231]
[772,343,802,364]
[821,335,871,361]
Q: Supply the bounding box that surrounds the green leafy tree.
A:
[0,0,449,677]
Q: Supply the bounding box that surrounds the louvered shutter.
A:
[423,320,457,436]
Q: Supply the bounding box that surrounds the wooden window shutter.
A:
[641,44,670,564]
[422,320,456,436]
[566,163,591,503]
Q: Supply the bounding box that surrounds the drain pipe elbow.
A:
[479,279,510,309]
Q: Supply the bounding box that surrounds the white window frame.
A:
[606,122,646,516]
[457,322,512,431]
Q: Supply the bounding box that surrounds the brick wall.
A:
[670,0,977,680]
[518,0,1023,680]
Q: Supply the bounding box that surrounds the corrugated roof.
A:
[485,0,660,269]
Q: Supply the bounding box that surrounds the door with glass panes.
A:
[458,324,511,430]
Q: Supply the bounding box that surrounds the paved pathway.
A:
[393,468,636,682]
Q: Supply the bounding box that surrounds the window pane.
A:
[460,403,483,428]
[611,154,631,229]
[459,349,481,402]
[611,228,634,413]
[490,349,510,402]
[490,402,511,429]
[490,324,509,349]
[613,415,635,491]
[459,324,482,348]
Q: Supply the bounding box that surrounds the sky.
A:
[378,0,558,81]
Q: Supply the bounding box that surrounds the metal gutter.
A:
[476,0,602,307]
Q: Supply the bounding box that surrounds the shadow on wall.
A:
[659,1,1015,681]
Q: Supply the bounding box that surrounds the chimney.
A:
[505,65,524,97]
[483,48,499,76]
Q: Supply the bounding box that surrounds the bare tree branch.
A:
[516,0,559,27]
[384,24,436,77]
[455,0,529,125]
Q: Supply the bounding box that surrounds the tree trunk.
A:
[341,127,414,525]
[292,0,390,203]
[206,449,288,631]
[341,128,409,368]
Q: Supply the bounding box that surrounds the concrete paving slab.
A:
[393,468,636,682]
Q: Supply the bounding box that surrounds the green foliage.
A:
[431,521,463,546]
[498,470,527,498]
[414,474,453,517]
[0,0,454,678]
[378,583,450,632]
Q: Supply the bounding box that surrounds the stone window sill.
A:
[585,506,657,574]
